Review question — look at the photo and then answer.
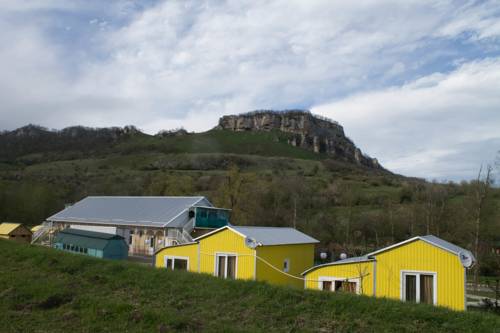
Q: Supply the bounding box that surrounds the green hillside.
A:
[0,127,499,277]
[1,240,499,333]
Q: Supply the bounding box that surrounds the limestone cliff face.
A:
[217,110,381,169]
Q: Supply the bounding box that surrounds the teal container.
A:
[194,207,230,229]
[54,228,128,260]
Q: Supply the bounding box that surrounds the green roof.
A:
[54,228,126,250]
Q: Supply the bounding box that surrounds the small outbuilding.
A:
[302,235,475,311]
[0,223,32,243]
[54,228,128,260]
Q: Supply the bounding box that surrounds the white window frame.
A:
[164,256,190,271]
[214,252,238,279]
[283,258,290,273]
[318,276,361,294]
[400,270,437,305]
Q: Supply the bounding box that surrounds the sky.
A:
[1,0,500,181]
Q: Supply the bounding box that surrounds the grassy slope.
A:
[1,240,499,333]
[115,130,323,160]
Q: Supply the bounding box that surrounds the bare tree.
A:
[472,165,493,291]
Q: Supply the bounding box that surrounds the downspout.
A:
[372,257,377,297]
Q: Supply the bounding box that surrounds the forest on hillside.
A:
[0,129,499,281]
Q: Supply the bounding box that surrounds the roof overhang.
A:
[301,258,375,276]
[154,241,198,255]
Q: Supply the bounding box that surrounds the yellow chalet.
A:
[303,235,475,311]
[154,225,319,288]
[0,223,32,243]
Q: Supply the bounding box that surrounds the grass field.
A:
[1,240,499,333]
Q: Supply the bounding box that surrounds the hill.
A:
[0,111,498,277]
[1,239,499,332]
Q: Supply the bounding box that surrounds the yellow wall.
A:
[375,239,466,311]
[256,243,315,288]
[304,261,374,295]
[198,229,255,280]
[155,243,198,272]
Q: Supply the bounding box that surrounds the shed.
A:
[54,228,128,260]
[302,235,475,311]
[154,225,319,288]
[0,223,32,243]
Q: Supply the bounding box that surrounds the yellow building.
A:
[303,235,475,311]
[0,223,32,243]
[155,226,319,288]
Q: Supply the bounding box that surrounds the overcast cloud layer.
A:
[1,0,499,181]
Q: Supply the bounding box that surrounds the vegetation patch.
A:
[1,240,499,332]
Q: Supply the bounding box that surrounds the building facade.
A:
[0,223,32,243]
[54,228,128,260]
[154,225,319,288]
[303,235,475,311]
[37,196,230,256]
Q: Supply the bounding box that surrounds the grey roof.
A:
[301,256,374,275]
[303,234,476,276]
[47,196,209,228]
[230,226,319,246]
[421,235,476,260]
[367,235,476,261]
[55,228,126,250]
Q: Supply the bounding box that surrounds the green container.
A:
[194,207,230,229]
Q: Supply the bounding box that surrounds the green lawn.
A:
[1,240,499,332]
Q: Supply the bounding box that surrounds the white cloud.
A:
[0,0,499,180]
[312,58,500,181]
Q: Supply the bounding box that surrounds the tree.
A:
[223,164,242,210]
[471,165,493,291]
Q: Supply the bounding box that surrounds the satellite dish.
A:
[339,253,347,260]
[320,252,328,260]
[245,237,258,249]
[459,251,474,268]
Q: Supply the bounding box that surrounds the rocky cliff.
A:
[217,110,381,169]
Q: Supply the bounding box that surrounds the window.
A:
[402,271,436,305]
[321,280,332,291]
[164,257,189,271]
[283,259,290,273]
[84,248,88,254]
[319,278,359,294]
[215,254,237,279]
[174,259,188,270]
[335,281,357,293]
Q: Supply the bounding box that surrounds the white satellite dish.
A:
[245,237,258,249]
[320,252,328,260]
[459,251,474,268]
[340,253,347,260]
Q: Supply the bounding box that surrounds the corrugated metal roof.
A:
[0,223,23,235]
[47,196,209,228]
[421,235,476,260]
[301,256,374,275]
[54,228,125,250]
[367,235,475,260]
[230,226,320,245]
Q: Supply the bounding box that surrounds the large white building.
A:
[33,196,230,256]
